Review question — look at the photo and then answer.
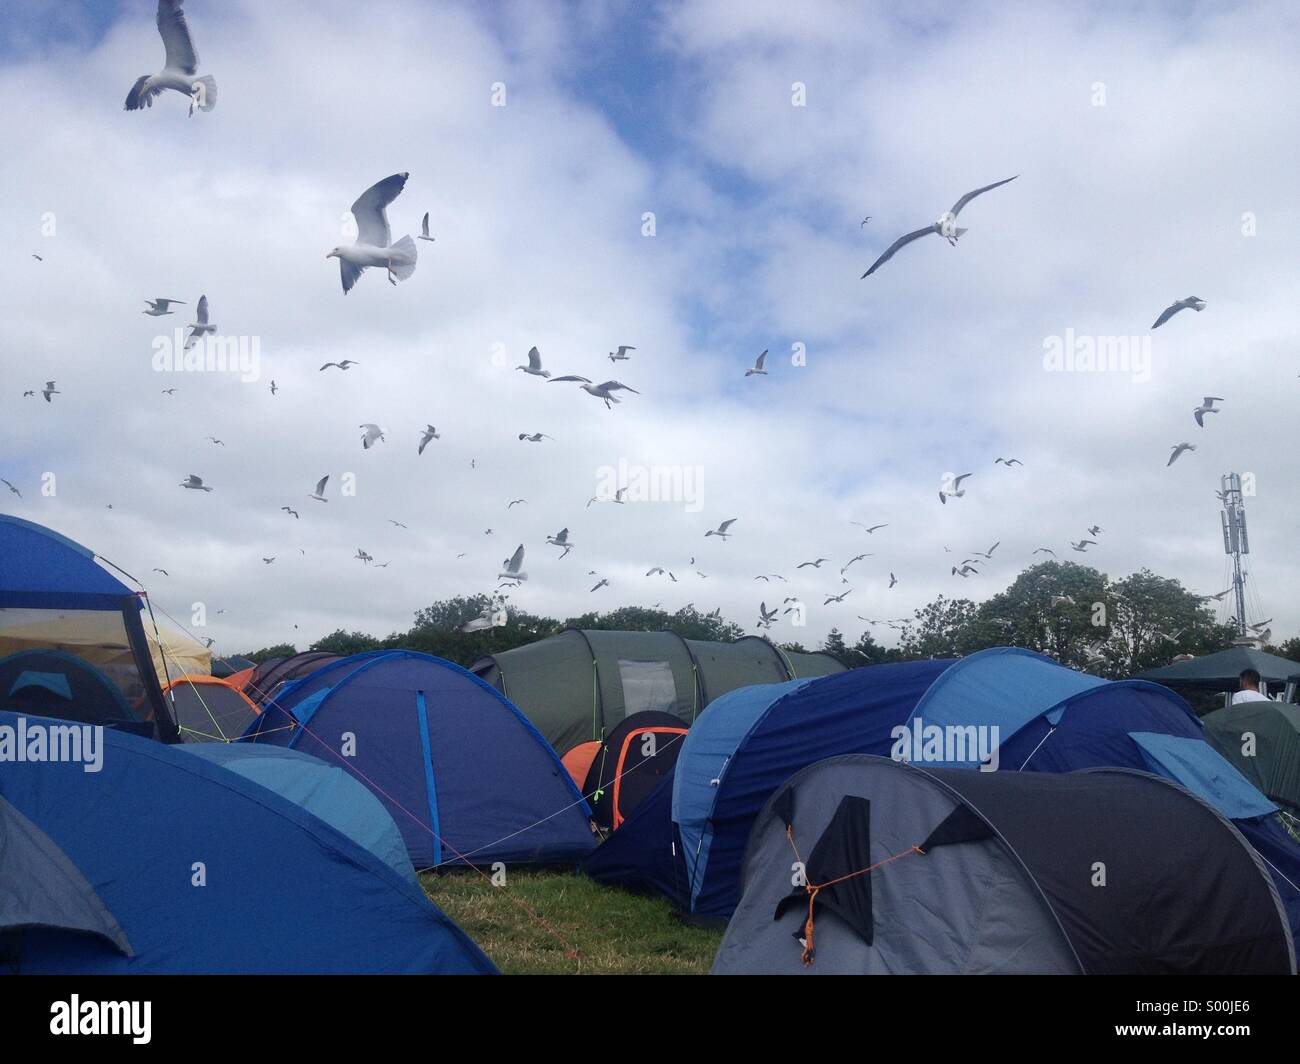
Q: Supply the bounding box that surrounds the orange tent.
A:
[162,674,261,743]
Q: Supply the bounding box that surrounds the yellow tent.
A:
[0,608,211,686]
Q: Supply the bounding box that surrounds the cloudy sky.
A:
[2,0,1296,656]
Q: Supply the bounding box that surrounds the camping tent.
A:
[242,651,341,705]
[584,659,950,916]
[0,609,212,688]
[162,674,261,743]
[471,630,844,756]
[714,755,1295,974]
[0,515,176,740]
[582,710,689,831]
[1138,645,1300,695]
[179,744,415,882]
[586,647,1300,930]
[1203,699,1300,815]
[0,710,495,974]
[241,651,596,869]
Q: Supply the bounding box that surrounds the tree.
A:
[236,643,296,664]
[897,596,978,659]
[1104,569,1237,676]
[311,629,383,656]
[970,561,1110,669]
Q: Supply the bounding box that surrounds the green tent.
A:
[1136,646,1300,693]
[1203,699,1300,815]
[470,630,844,755]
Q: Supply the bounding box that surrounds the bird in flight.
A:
[745,350,768,377]
[308,476,329,502]
[517,346,550,378]
[851,522,888,534]
[518,432,554,442]
[204,436,224,446]
[1071,539,1097,552]
[549,377,641,409]
[1193,396,1224,427]
[705,518,738,540]
[1167,442,1195,466]
[1152,296,1207,329]
[184,295,216,349]
[861,176,1018,277]
[360,424,385,449]
[320,360,361,372]
[939,473,972,504]
[281,506,299,519]
[418,212,435,242]
[994,457,1022,466]
[328,173,418,292]
[143,297,185,316]
[608,345,635,362]
[1,479,21,498]
[418,425,440,454]
[42,381,60,403]
[179,474,212,492]
[124,0,217,115]
[797,558,829,569]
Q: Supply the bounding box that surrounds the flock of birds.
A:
[8,0,1259,654]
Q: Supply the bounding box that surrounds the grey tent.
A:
[713,754,1295,975]
[472,630,844,755]
[1138,646,1300,695]
[1203,699,1300,815]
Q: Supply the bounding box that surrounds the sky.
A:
[1,0,1296,657]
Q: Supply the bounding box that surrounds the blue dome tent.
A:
[0,515,176,741]
[585,648,1300,930]
[242,651,596,869]
[0,711,494,974]
[584,659,951,918]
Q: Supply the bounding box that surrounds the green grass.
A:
[420,868,722,974]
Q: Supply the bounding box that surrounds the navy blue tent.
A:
[243,651,595,869]
[584,659,951,918]
[0,515,176,740]
[585,648,1300,931]
[0,711,495,974]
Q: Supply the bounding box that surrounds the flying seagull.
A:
[517,346,550,378]
[745,350,768,377]
[507,499,527,509]
[547,528,573,557]
[499,545,527,583]
[320,360,360,372]
[1,478,21,497]
[1087,525,1103,537]
[161,388,177,395]
[152,568,169,576]
[994,457,1022,466]
[824,590,852,604]
[389,519,408,529]
[608,345,635,362]
[124,0,217,115]
[590,578,610,593]
[308,476,328,502]
[204,436,223,445]
[418,212,435,242]
[549,377,641,409]
[1071,539,1097,552]
[418,425,440,454]
[973,541,1000,560]
[851,522,888,534]
[42,381,60,403]
[184,295,215,349]
[270,380,278,395]
[518,432,554,442]
[888,573,898,588]
[327,173,418,293]
[143,298,185,316]
[758,602,779,627]
[861,176,1018,277]
[1152,297,1207,329]
[1167,443,1195,467]
[1033,547,1057,556]
[360,424,385,449]
[355,549,373,565]
[939,473,972,504]
[179,474,212,492]
[1193,396,1224,427]
[281,506,299,519]
[262,557,275,565]
[705,519,738,540]
[797,558,829,569]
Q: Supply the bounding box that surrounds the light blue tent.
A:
[179,744,415,884]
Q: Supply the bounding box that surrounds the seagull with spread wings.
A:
[124,0,217,115]
[327,173,418,292]
[1152,296,1206,329]
[548,376,641,409]
[861,176,1018,277]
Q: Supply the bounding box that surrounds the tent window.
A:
[616,660,677,717]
